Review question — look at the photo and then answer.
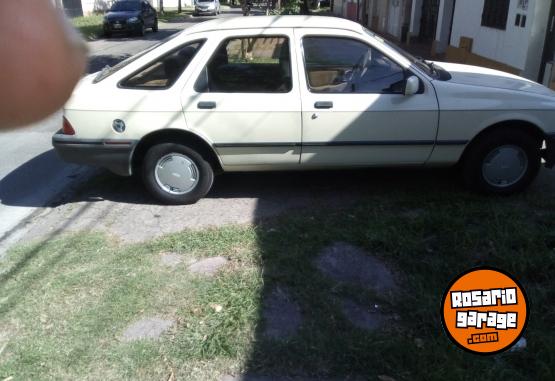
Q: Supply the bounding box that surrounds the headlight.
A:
[128,17,139,23]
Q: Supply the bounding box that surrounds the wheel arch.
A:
[459,119,546,164]
[131,129,223,175]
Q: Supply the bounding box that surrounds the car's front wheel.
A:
[142,143,214,204]
[462,128,541,195]
[152,19,158,32]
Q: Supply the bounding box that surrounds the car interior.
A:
[195,37,292,93]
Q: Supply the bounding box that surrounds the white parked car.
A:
[194,0,220,16]
[53,16,555,204]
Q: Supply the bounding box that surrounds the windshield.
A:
[93,33,180,83]
[363,27,437,78]
[110,1,141,11]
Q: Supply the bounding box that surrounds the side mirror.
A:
[404,75,420,96]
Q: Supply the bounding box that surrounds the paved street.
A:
[0,7,242,255]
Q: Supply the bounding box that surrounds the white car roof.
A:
[184,15,364,35]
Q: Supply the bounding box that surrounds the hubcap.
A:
[154,154,199,195]
[482,145,528,188]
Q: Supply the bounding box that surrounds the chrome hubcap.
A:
[482,145,528,188]
[154,153,199,195]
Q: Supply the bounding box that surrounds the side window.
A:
[303,36,406,94]
[195,36,292,93]
[120,40,204,89]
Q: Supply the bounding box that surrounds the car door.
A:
[294,29,439,166]
[182,29,302,166]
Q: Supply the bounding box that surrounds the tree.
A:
[300,0,310,14]
[178,0,182,13]
[159,0,164,14]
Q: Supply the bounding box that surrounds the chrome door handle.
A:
[197,101,216,109]
[314,101,333,109]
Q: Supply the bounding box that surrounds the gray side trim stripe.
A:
[214,140,469,148]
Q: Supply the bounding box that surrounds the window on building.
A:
[481,0,510,30]
[195,36,292,93]
[120,40,205,89]
[302,36,406,94]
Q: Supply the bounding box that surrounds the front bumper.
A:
[52,132,136,176]
[543,133,555,169]
[195,7,216,14]
[103,20,142,34]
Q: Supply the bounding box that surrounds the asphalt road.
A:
[0,7,242,255]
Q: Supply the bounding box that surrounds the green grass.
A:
[1,190,555,380]
[72,15,104,41]
[157,9,194,23]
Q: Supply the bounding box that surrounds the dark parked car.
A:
[103,0,158,37]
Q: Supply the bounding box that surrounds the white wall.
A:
[523,0,551,80]
[434,0,455,54]
[449,0,534,71]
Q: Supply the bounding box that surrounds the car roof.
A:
[184,15,364,35]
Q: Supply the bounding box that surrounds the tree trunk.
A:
[159,0,164,14]
[178,0,182,13]
[301,0,310,14]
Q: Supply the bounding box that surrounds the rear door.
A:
[182,29,302,167]
[294,28,439,166]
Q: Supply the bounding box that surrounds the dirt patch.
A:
[187,256,228,276]
[121,317,174,342]
[315,242,397,293]
[340,299,391,331]
[160,252,183,268]
[262,287,302,340]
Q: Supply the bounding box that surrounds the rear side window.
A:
[120,40,205,89]
[303,36,406,94]
[194,36,292,93]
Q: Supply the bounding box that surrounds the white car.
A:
[194,0,220,16]
[53,16,555,204]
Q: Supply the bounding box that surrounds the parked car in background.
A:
[194,0,221,16]
[54,16,555,204]
[103,0,158,37]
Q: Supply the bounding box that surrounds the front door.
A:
[182,30,302,167]
[294,29,439,166]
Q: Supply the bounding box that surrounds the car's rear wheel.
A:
[142,143,214,204]
[462,128,541,195]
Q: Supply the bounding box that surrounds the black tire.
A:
[137,21,145,36]
[461,128,541,195]
[142,143,214,205]
[152,19,158,32]
[104,30,111,38]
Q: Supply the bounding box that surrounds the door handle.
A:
[314,101,333,109]
[197,101,216,109]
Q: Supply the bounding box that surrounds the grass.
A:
[72,15,104,40]
[1,189,555,380]
[157,9,194,23]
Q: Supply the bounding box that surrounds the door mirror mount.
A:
[404,75,420,96]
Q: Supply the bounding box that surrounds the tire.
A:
[137,21,145,36]
[142,143,214,204]
[152,19,158,32]
[461,128,541,195]
[104,30,111,38]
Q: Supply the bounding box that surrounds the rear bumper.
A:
[52,132,136,176]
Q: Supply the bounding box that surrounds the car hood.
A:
[105,10,140,20]
[434,62,555,97]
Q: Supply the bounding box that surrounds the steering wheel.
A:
[345,49,371,92]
